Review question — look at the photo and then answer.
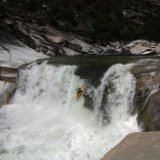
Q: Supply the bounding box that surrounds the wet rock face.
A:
[131,60,160,131]
[0,66,18,107]
[101,132,160,160]
[139,90,160,131]
[0,67,18,83]
[0,81,16,107]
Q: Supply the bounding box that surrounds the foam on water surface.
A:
[0,62,140,160]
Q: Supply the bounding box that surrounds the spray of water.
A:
[0,62,140,160]
[93,64,136,125]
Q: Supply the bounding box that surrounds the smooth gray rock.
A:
[63,47,81,56]
[120,40,159,55]
[0,42,48,68]
[101,132,160,160]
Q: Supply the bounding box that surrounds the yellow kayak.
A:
[74,86,85,100]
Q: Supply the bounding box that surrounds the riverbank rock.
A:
[1,1,160,56]
[11,21,160,56]
[1,18,105,56]
[2,19,160,56]
[120,40,160,55]
[131,59,160,131]
[101,132,160,160]
[0,39,48,68]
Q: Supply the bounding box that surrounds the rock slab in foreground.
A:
[101,132,160,160]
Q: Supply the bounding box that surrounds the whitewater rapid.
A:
[0,62,140,160]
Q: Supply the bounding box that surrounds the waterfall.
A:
[93,63,136,125]
[0,62,140,160]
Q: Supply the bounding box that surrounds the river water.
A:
[0,57,140,160]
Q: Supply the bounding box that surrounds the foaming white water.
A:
[93,64,136,125]
[0,62,140,160]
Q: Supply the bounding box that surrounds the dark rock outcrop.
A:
[0,0,160,56]
[101,132,160,160]
[1,0,160,44]
[48,0,160,42]
[1,18,160,56]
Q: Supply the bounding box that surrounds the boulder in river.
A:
[131,59,160,131]
[138,90,160,131]
[120,40,159,55]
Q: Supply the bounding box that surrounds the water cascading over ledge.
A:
[0,62,140,160]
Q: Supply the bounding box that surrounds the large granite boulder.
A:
[131,59,160,131]
[101,132,160,160]
[120,40,160,55]
[139,90,160,131]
